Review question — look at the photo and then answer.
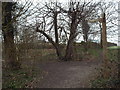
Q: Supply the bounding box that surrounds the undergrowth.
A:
[2,68,36,88]
[91,48,120,88]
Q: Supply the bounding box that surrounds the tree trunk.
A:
[99,23,103,48]
[101,13,109,78]
[118,49,120,83]
[54,11,59,44]
[55,45,63,60]
[64,39,75,61]
[53,11,63,60]
[81,18,90,52]
[64,12,77,61]
[2,2,20,70]
[3,30,20,69]
[82,18,89,43]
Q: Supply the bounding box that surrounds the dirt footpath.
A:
[29,59,102,88]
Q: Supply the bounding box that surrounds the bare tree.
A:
[2,0,37,69]
[36,1,99,61]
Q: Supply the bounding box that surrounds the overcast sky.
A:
[0,0,119,45]
[31,0,119,45]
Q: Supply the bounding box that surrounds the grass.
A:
[107,46,120,50]
[2,62,46,89]
[20,49,57,63]
[3,42,118,88]
[108,49,119,62]
[75,44,102,61]
[91,46,120,88]
[2,68,36,88]
[91,77,120,88]
[88,48,102,58]
[2,48,57,88]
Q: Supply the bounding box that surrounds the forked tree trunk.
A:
[64,12,77,61]
[36,30,63,60]
[64,39,75,61]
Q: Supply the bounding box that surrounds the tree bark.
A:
[118,48,120,83]
[64,12,77,61]
[53,11,63,60]
[99,23,103,48]
[81,18,90,52]
[82,18,90,43]
[2,2,20,70]
[54,11,59,44]
[101,13,109,78]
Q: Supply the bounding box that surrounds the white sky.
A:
[32,0,120,3]
[32,0,119,45]
[0,0,119,45]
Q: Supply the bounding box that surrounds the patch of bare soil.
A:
[27,59,102,88]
